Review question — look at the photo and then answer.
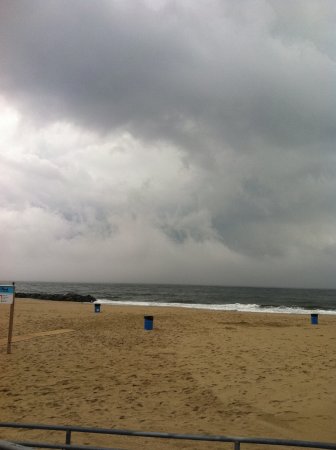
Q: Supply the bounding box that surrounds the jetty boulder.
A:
[16,292,96,303]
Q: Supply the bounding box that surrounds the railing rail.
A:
[0,422,335,450]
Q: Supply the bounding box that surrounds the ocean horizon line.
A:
[7,280,336,292]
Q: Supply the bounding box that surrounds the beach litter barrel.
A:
[144,315,154,331]
[311,313,318,325]
[94,303,101,313]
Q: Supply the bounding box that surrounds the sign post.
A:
[0,283,16,354]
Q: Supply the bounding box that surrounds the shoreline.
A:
[14,295,336,315]
[5,297,336,327]
[1,299,335,447]
[95,299,336,315]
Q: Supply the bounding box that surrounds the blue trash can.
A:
[94,303,101,313]
[144,315,153,331]
[311,313,318,325]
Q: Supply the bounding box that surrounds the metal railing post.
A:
[234,440,241,450]
[65,430,71,446]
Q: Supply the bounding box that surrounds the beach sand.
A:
[0,299,335,449]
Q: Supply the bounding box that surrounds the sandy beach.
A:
[1,299,335,449]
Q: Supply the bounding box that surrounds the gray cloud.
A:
[0,0,335,287]
[2,1,335,147]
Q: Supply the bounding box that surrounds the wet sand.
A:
[0,299,335,449]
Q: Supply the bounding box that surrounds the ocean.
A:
[13,281,336,315]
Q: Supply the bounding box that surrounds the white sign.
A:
[0,285,14,304]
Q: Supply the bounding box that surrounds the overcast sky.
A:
[1,0,335,288]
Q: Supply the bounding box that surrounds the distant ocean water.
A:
[14,281,336,315]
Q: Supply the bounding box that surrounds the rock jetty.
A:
[16,292,96,303]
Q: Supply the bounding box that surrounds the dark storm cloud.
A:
[1,0,336,287]
[1,0,335,151]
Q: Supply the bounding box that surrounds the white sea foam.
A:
[94,299,336,315]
